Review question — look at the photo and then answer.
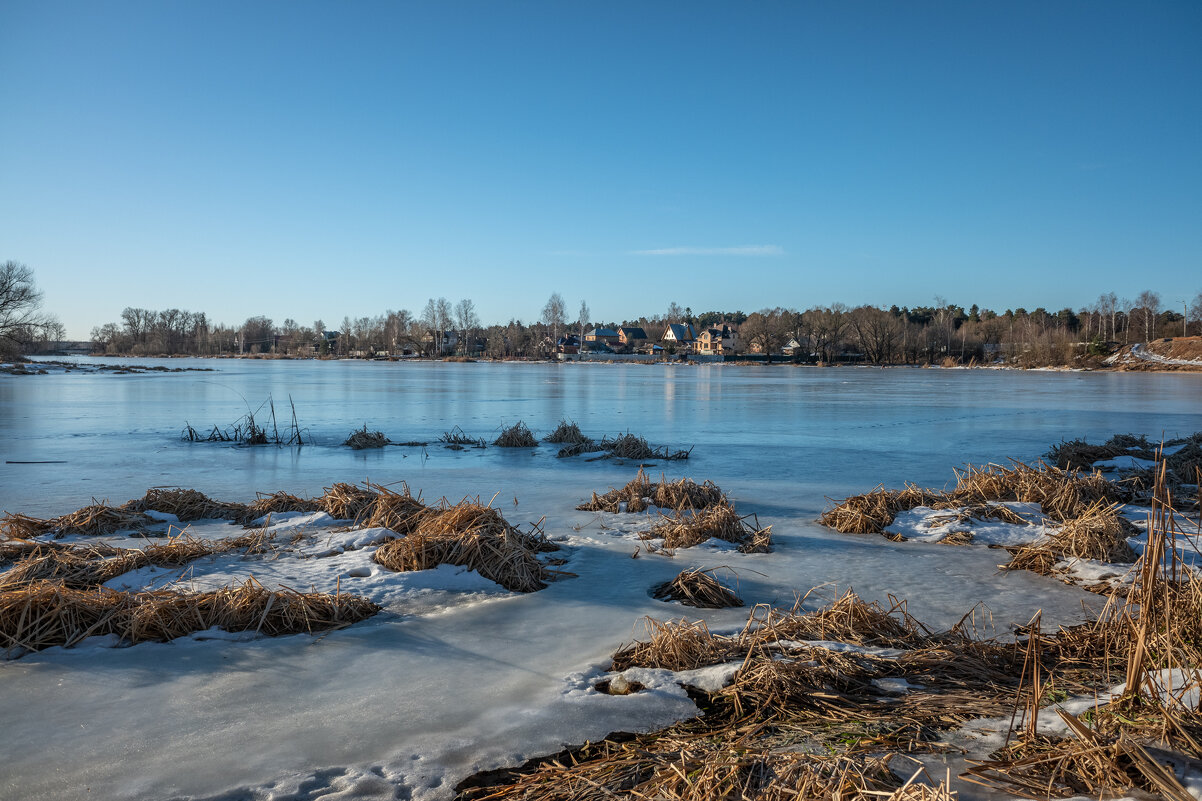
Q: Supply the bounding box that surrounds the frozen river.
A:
[1,358,1199,800]
[3,357,1199,517]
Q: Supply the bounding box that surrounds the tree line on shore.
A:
[1,260,1198,365]
[85,289,1202,367]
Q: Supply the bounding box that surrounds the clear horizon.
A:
[2,1,1199,340]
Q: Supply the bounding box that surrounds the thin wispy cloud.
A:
[631,245,784,256]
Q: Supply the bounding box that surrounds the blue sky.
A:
[2,1,1199,338]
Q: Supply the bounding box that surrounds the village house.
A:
[584,327,621,347]
[694,325,740,356]
[556,334,580,355]
[661,323,697,349]
[617,326,648,352]
[420,329,459,355]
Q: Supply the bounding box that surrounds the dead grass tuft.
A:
[121,487,248,521]
[439,426,487,448]
[321,482,379,521]
[544,419,590,445]
[651,567,743,608]
[494,421,539,448]
[577,469,726,513]
[343,425,390,449]
[820,462,1121,535]
[373,499,551,592]
[1,503,154,539]
[610,617,739,672]
[357,483,428,534]
[642,501,773,552]
[596,432,692,461]
[750,589,927,649]
[0,531,276,591]
[0,579,379,655]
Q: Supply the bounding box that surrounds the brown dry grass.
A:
[590,432,692,461]
[642,501,773,553]
[820,462,1119,535]
[343,425,390,449]
[651,568,743,609]
[0,579,379,655]
[239,491,324,525]
[577,469,725,514]
[121,487,247,521]
[1004,500,1139,583]
[357,483,428,534]
[0,531,275,591]
[374,499,552,592]
[321,482,379,521]
[494,421,538,448]
[1,503,155,539]
[466,461,1201,801]
[544,419,590,445]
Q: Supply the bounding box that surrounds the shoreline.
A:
[12,353,1202,374]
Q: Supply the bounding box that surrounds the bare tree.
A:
[541,292,567,342]
[848,306,903,364]
[665,301,684,323]
[0,262,61,357]
[577,299,590,344]
[241,316,276,354]
[803,304,849,363]
[454,299,480,354]
[1135,290,1161,342]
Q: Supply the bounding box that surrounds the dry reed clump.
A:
[373,500,551,592]
[1005,500,1139,580]
[238,491,324,525]
[946,462,1118,522]
[577,469,726,514]
[967,467,1202,800]
[0,536,75,565]
[654,477,725,510]
[321,482,379,521]
[0,547,126,590]
[610,617,740,672]
[817,484,941,534]
[121,487,248,521]
[439,426,486,448]
[748,590,927,649]
[357,483,428,535]
[544,419,590,445]
[820,462,1121,535]
[577,470,655,512]
[0,531,276,591]
[651,568,743,609]
[0,579,380,655]
[456,731,930,801]
[494,421,538,448]
[468,470,1200,801]
[124,579,380,642]
[596,432,692,461]
[0,503,155,539]
[343,425,390,449]
[1049,431,1202,487]
[641,501,773,553]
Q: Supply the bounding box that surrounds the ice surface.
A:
[3,359,1201,800]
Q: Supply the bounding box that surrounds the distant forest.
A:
[88,290,1201,367]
